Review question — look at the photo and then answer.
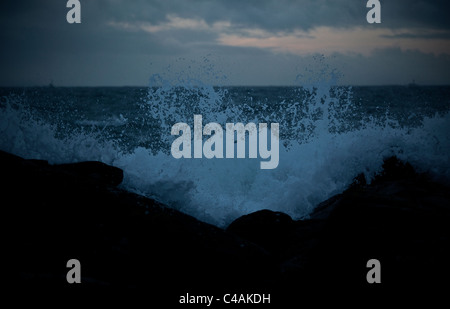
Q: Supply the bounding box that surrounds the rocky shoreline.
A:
[4,150,450,301]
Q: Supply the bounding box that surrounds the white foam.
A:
[1,87,449,228]
[114,111,450,227]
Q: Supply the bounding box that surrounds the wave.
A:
[1,83,449,227]
[113,111,450,227]
[76,114,128,127]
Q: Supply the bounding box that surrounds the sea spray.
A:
[0,63,449,227]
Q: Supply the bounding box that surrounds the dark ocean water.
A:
[1,84,449,227]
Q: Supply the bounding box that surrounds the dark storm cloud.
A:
[1,0,450,86]
[3,1,449,34]
[381,0,450,30]
[94,0,450,32]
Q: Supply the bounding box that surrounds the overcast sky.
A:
[1,0,450,86]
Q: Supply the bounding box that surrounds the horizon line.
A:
[1,83,449,88]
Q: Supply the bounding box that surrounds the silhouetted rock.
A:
[57,161,124,187]
[227,210,294,254]
[373,156,416,183]
[3,150,271,292]
[224,156,450,292]
[299,156,450,289]
[4,151,450,300]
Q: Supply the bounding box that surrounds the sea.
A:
[1,77,450,227]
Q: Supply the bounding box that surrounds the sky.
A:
[1,0,450,86]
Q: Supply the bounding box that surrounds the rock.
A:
[227,156,450,291]
[302,156,450,288]
[4,150,450,298]
[227,209,294,254]
[2,150,271,291]
[373,156,416,183]
[56,161,123,187]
